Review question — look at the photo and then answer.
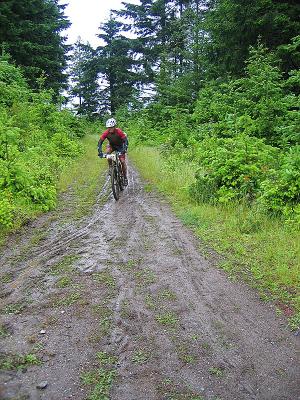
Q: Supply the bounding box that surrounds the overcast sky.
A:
[60,0,138,48]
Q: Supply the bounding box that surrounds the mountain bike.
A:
[103,151,125,201]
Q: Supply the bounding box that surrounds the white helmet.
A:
[106,118,116,128]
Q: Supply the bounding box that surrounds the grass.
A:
[56,276,72,288]
[0,353,41,371]
[49,255,79,276]
[134,268,156,287]
[158,377,205,400]
[92,271,116,288]
[156,312,179,327]
[0,324,11,338]
[130,146,300,330]
[0,272,14,284]
[2,302,26,315]
[57,134,107,220]
[81,351,117,400]
[0,134,106,247]
[208,366,225,377]
[53,292,82,307]
[131,350,149,364]
[92,304,113,337]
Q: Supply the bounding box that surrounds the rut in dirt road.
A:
[0,166,299,400]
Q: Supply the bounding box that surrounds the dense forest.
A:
[0,0,299,229]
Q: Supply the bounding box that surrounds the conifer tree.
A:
[204,0,300,77]
[0,0,70,95]
[96,16,140,114]
[69,40,99,116]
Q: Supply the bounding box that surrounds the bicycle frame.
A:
[104,152,124,200]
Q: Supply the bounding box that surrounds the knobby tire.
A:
[118,162,124,191]
[111,167,120,201]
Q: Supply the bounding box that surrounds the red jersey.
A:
[99,128,126,148]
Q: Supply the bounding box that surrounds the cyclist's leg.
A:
[119,154,128,185]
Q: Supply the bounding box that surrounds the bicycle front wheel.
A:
[111,167,120,201]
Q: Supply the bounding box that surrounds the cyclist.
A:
[97,118,128,186]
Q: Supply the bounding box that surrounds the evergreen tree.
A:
[96,16,140,114]
[118,0,212,105]
[0,0,70,95]
[204,0,300,77]
[69,40,99,117]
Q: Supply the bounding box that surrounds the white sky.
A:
[60,0,138,48]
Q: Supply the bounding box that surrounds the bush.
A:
[0,191,14,227]
[0,57,86,229]
[189,134,279,204]
[193,43,300,146]
[259,146,300,220]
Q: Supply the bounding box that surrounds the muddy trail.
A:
[0,165,299,400]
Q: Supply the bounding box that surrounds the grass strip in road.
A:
[81,351,117,400]
[129,146,300,330]
[57,134,107,219]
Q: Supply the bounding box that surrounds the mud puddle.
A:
[0,166,299,400]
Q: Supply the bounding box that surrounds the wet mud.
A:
[0,166,299,400]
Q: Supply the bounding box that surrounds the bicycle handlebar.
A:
[102,152,123,159]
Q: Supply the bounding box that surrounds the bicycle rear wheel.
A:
[119,172,124,191]
[111,167,120,200]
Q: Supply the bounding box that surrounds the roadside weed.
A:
[130,146,300,328]
[0,324,11,338]
[0,353,41,371]
[97,352,117,366]
[209,367,225,377]
[131,350,149,365]
[0,272,14,284]
[81,351,117,400]
[49,255,79,275]
[2,302,26,315]
[54,292,82,307]
[56,276,72,288]
[58,135,107,220]
[81,368,116,400]
[134,268,156,287]
[93,271,116,288]
[156,312,178,327]
[158,289,177,301]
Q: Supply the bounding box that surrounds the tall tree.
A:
[118,0,212,104]
[69,39,100,116]
[0,0,71,95]
[96,16,141,114]
[204,0,300,77]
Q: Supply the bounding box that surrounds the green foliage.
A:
[0,353,41,371]
[0,58,88,229]
[204,0,300,77]
[96,17,141,114]
[193,43,299,146]
[126,42,299,222]
[189,134,279,204]
[259,146,300,220]
[0,0,71,95]
[69,40,100,117]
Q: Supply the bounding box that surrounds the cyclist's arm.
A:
[98,138,104,156]
[98,131,109,155]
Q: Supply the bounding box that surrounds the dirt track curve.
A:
[0,165,299,400]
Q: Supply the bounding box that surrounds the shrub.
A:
[259,146,300,220]
[189,134,279,204]
[0,57,86,229]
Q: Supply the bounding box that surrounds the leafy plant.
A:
[189,134,278,204]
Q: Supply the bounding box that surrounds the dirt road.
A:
[0,166,299,400]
